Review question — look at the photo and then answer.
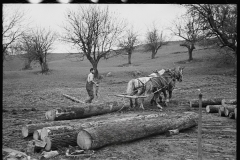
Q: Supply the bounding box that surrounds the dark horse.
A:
[140,66,184,110]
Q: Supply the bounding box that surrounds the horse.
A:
[140,66,184,110]
[126,77,152,109]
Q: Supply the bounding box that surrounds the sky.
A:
[4,4,187,53]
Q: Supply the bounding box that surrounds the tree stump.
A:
[223,105,236,117]
[229,112,235,119]
[77,112,198,150]
[218,106,226,117]
[234,108,237,120]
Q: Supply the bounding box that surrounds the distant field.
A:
[3,41,236,160]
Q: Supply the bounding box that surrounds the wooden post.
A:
[197,93,202,160]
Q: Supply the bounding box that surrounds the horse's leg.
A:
[162,89,168,106]
[135,98,138,108]
[155,92,163,110]
[130,98,133,108]
[158,93,163,103]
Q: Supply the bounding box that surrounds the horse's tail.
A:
[126,79,135,96]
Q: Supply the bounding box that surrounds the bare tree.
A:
[185,4,237,68]
[2,5,25,65]
[145,25,167,59]
[19,28,57,73]
[170,14,206,61]
[62,5,126,77]
[118,28,139,64]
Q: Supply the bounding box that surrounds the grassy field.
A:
[2,41,236,160]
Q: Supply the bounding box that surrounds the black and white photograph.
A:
[2,3,237,160]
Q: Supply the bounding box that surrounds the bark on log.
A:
[44,131,79,151]
[205,105,222,113]
[77,112,198,150]
[229,112,235,119]
[223,105,236,116]
[33,129,42,140]
[45,101,125,121]
[190,98,223,108]
[22,119,83,138]
[221,99,237,105]
[234,108,237,120]
[218,106,226,117]
[41,114,165,140]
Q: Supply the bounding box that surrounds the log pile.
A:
[204,98,237,120]
[21,111,198,154]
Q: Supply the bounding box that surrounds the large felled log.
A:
[41,113,163,140]
[44,131,79,151]
[205,105,222,113]
[223,105,237,116]
[77,112,198,150]
[45,101,125,121]
[190,98,223,108]
[22,119,83,138]
[221,99,237,105]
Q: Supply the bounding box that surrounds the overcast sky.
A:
[4,4,187,53]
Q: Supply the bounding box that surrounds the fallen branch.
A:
[62,94,85,104]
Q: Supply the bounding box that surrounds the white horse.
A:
[148,69,165,77]
[126,77,152,109]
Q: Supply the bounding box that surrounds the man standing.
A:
[85,68,98,103]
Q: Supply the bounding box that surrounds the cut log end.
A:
[33,130,41,140]
[22,125,29,138]
[45,110,56,121]
[41,128,49,140]
[44,137,52,151]
[77,130,92,150]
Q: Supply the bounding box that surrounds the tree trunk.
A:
[77,112,198,150]
[205,105,222,113]
[151,50,156,59]
[223,105,236,117]
[42,62,49,73]
[41,113,162,140]
[45,101,125,121]
[92,61,99,78]
[128,52,132,64]
[44,131,79,151]
[190,98,223,108]
[188,48,193,61]
[21,119,83,138]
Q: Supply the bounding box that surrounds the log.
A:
[223,105,236,116]
[114,94,148,99]
[21,119,84,138]
[190,98,223,108]
[3,148,29,158]
[205,105,222,113]
[41,113,164,140]
[234,108,237,119]
[166,129,179,137]
[221,99,237,105]
[218,106,226,117]
[45,101,125,121]
[62,94,85,104]
[77,112,198,150]
[229,112,235,119]
[33,129,42,140]
[44,131,79,151]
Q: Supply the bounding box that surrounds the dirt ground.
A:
[2,45,237,160]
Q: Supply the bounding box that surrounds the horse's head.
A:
[174,66,184,82]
